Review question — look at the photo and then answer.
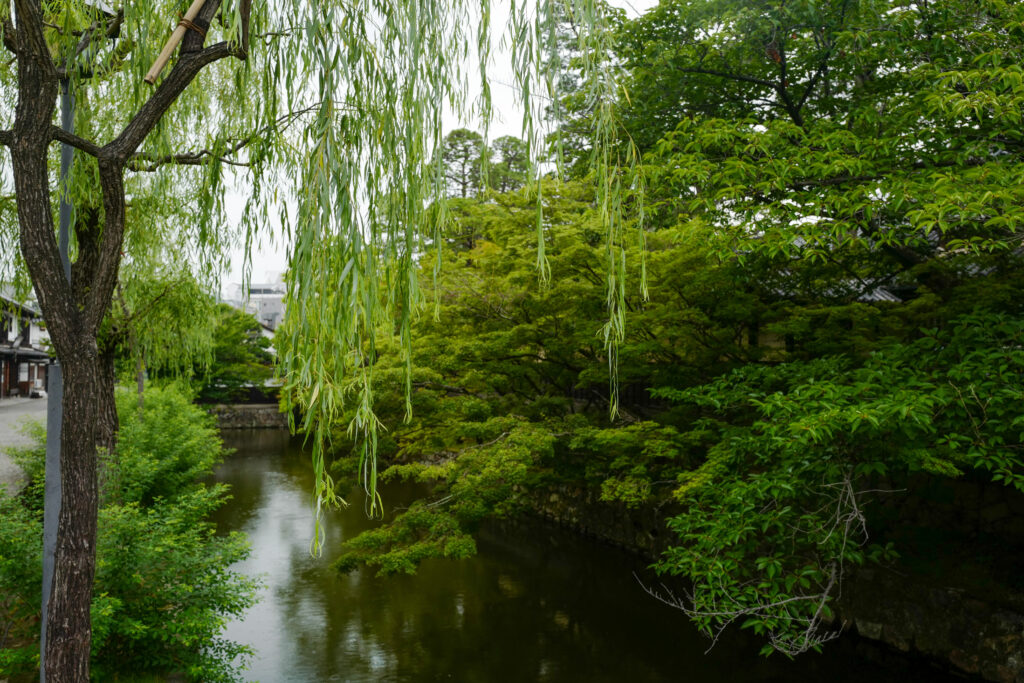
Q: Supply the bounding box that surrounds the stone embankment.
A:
[529,482,1024,683]
[208,403,289,430]
[840,567,1024,683]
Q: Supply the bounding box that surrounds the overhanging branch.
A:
[128,151,251,172]
[126,103,323,172]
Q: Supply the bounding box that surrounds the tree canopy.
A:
[195,303,274,404]
[321,0,1024,658]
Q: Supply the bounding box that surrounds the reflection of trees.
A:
[273,515,691,682]
[214,442,957,682]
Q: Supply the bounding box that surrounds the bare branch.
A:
[128,152,251,172]
[636,570,843,656]
[126,104,321,172]
[635,470,882,656]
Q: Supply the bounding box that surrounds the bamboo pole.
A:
[144,0,208,84]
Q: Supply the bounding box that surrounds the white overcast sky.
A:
[222,0,660,291]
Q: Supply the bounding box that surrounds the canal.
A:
[210,429,959,682]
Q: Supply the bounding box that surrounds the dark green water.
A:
[211,430,959,683]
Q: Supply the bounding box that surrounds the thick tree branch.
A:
[12,0,56,77]
[774,46,804,127]
[0,129,12,147]
[83,160,126,332]
[90,6,249,329]
[796,0,849,114]
[71,204,104,316]
[1,15,18,54]
[12,5,72,350]
[50,126,102,157]
[789,173,883,189]
[796,54,831,113]
[107,43,245,161]
[676,66,779,93]
[181,0,222,54]
[240,0,252,52]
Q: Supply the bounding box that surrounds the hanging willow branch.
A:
[0,0,644,560]
[270,0,644,553]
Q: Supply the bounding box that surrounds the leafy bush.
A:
[110,386,225,505]
[651,312,1024,654]
[334,418,556,575]
[0,386,258,681]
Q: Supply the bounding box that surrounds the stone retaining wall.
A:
[839,567,1024,682]
[528,482,1024,682]
[208,403,289,430]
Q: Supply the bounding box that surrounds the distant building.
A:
[223,273,287,330]
[0,290,52,399]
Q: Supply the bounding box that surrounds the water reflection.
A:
[211,430,958,683]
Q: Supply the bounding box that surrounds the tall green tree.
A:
[613,0,1024,652]
[196,303,273,403]
[486,135,529,193]
[440,128,486,198]
[102,266,217,410]
[327,0,1024,658]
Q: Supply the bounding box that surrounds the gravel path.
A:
[0,397,47,493]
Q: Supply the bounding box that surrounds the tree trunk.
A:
[5,4,249,679]
[7,19,99,678]
[44,347,100,682]
[95,348,120,505]
[97,348,119,455]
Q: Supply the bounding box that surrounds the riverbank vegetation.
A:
[2,0,1023,672]
[0,386,257,681]
[311,0,1024,656]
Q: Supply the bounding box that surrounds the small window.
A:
[19,363,28,382]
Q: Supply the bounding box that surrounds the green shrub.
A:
[110,386,224,505]
[0,385,258,682]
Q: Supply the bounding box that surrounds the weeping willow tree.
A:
[0,0,638,678]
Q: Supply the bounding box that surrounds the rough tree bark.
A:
[1,1,249,679]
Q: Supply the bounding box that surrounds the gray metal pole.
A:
[42,77,74,683]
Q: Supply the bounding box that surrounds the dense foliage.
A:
[0,387,257,681]
[195,304,275,404]
[312,0,1024,656]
